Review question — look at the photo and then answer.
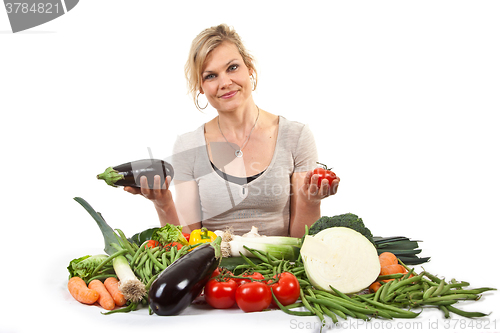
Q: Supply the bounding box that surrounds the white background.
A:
[1,1,499,332]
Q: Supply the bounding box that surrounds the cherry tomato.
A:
[268,272,301,306]
[312,162,337,187]
[234,272,265,286]
[204,277,238,309]
[235,281,272,312]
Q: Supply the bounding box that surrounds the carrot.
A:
[379,252,398,268]
[68,277,99,305]
[104,277,127,307]
[380,264,407,282]
[89,279,115,310]
[369,281,382,293]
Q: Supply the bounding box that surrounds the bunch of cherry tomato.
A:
[204,268,301,312]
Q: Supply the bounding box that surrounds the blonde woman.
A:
[125,24,340,237]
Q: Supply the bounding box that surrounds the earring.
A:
[250,75,256,91]
[195,92,208,110]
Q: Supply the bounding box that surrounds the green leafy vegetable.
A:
[128,227,159,246]
[67,254,109,280]
[152,224,188,246]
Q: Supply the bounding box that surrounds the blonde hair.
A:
[184,24,258,109]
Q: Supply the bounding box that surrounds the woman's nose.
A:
[219,73,232,88]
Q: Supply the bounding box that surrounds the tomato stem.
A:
[316,162,330,170]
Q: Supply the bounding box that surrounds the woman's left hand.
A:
[301,170,340,202]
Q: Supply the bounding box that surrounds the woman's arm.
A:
[289,171,340,238]
[124,175,202,233]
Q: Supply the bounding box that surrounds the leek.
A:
[113,255,146,303]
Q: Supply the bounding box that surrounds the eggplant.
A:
[97,159,174,188]
[148,238,221,316]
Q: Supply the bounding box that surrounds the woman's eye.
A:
[204,74,215,80]
[228,64,238,71]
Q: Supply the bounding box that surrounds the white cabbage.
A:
[301,227,380,294]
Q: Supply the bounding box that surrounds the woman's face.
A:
[200,41,253,112]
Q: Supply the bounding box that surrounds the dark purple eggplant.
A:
[148,238,221,316]
[97,159,174,188]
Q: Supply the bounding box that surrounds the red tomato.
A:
[204,278,238,309]
[312,162,337,187]
[211,268,221,279]
[268,272,301,306]
[182,232,190,242]
[164,242,183,250]
[235,281,272,312]
[234,272,265,286]
[145,240,160,248]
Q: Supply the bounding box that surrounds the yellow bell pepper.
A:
[189,227,217,245]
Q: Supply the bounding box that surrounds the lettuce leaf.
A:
[152,224,188,245]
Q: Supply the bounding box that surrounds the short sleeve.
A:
[171,134,196,182]
[293,124,318,172]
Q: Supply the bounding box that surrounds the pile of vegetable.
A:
[67,196,495,325]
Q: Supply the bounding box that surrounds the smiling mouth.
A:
[220,91,238,99]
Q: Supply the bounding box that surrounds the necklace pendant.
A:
[235,150,243,158]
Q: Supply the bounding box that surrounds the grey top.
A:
[171,116,318,236]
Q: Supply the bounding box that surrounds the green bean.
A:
[110,242,124,252]
[271,290,315,316]
[305,288,326,324]
[380,279,394,302]
[115,228,135,256]
[284,302,307,310]
[135,251,149,269]
[86,274,117,283]
[130,242,148,267]
[299,288,318,315]
[376,273,405,281]
[146,245,166,271]
[317,304,337,323]
[174,245,189,261]
[307,295,358,319]
[432,279,446,297]
[445,305,489,318]
[421,294,479,303]
[144,257,152,279]
[161,252,169,267]
[423,286,437,300]
[373,280,384,302]
[243,246,271,264]
[102,301,138,315]
[357,296,419,318]
[421,300,457,306]
[169,247,176,263]
[388,274,423,295]
[443,287,496,295]
[90,249,128,277]
[296,278,310,286]
[423,271,444,284]
[277,260,284,275]
[439,305,450,318]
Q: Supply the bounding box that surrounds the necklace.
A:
[218,106,260,158]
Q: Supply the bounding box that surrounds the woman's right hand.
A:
[124,175,174,210]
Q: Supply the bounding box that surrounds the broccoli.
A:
[308,213,375,245]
